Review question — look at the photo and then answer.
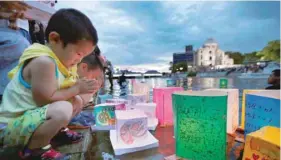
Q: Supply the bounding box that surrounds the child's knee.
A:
[47,101,73,123]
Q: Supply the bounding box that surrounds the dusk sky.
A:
[56,1,280,72]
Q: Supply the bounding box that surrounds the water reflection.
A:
[103,77,268,99]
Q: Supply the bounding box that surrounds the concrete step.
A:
[0,128,92,160]
[56,128,92,160]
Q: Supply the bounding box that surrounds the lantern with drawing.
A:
[94,103,116,127]
[93,103,126,130]
[244,90,280,135]
[109,109,159,155]
[133,103,158,130]
[241,90,263,129]
[115,109,148,145]
[243,126,280,160]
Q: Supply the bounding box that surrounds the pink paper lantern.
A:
[153,87,184,127]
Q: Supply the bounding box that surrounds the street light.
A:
[180,67,183,71]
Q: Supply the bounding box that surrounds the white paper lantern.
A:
[206,89,239,134]
[115,109,148,145]
[127,94,146,106]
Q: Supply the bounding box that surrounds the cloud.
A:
[55,1,146,65]
[116,63,170,73]
[54,1,280,72]
[156,56,173,63]
[161,1,203,25]
[56,1,144,33]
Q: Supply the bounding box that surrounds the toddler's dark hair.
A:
[45,8,98,47]
[80,53,103,70]
[94,45,101,56]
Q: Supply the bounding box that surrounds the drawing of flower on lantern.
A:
[120,120,147,144]
[97,110,111,125]
[97,106,116,125]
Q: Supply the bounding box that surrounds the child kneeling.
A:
[0,8,99,160]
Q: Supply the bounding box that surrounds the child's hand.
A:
[75,78,100,94]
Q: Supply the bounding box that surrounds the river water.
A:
[103,76,268,99]
[102,76,268,124]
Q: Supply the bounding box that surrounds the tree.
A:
[243,51,262,63]
[172,62,187,73]
[257,40,280,62]
[225,51,244,64]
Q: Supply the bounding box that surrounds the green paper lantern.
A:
[219,79,228,88]
[172,91,228,160]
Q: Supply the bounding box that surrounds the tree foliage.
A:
[225,52,244,64]
[257,40,280,62]
[171,62,187,73]
[224,40,280,64]
[243,52,262,63]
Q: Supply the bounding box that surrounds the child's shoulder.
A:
[25,56,57,78]
[29,56,56,68]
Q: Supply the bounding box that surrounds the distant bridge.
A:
[106,73,163,79]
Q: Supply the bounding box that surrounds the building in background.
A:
[172,45,195,66]
[196,38,234,67]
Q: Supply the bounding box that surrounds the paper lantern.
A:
[153,87,184,126]
[167,79,176,87]
[132,82,150,102]
[243,126,280,160]
[127,94,146,106]
[172,91,228,160]
[106,98,130,109]
[245,90,280,135]
[206,89,239,134]
[110,103,159,156]
[134,103,156,119]
[219,78,228,88]
[134,103,158,130]
[115,109,148,145]
[241,90,263,129]
[98,94,113,104]
[93,103,125,128]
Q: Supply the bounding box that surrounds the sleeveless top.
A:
[0,61,65,123]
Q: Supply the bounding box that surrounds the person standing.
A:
[118,72,126,87]
[106,61,114,90]
[0,2,31,101]
[29,20,45,44]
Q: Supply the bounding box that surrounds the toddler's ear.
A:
[79,63,88,71]
[48,31,61,44]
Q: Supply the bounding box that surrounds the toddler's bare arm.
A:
[29,57,80,106]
